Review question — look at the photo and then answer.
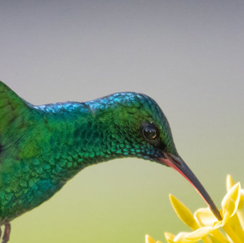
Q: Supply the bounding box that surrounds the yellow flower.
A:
[145,175,244,243]
[145,234,163,243]
[186,182,242,243]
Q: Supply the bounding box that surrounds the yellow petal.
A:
[237,203,244,229]
[222,199,236,225]
[174,232,195,243]
[164,232,175,243]
[209,234,226,243]
[169,195,199,230]
[237,189,244,229]
[226,174,235,191]
[146,235,156,243]
[209,230,229,243]
[221,213,230,227]
[221,182,240,217]
[194,208,217,227]
[222,223,243,243]
[164,239,174,243]
[240,189,244,201]
[228,212,244,241]
[185,227,214,241]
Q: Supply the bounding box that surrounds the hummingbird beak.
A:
[158,153,222,221]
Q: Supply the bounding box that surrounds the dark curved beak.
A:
[158,153,222,221]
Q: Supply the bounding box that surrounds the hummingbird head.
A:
[89,92,221,220]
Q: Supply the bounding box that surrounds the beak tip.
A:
[159,153,222,221]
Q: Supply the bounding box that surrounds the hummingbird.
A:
[0,81,221,242]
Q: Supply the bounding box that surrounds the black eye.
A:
[142,123,158,141]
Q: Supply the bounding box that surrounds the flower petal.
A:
[237,204,244,229]
[146,235,156,243]
[174,232,195,243]
[240,189,244,201]
[221,182,240,217]
[228,213,244,241]
[209,230,229,243]
[222,199,236,225]
[226,174,235,192]
[164,232,175,243]
[194,208,217,227]
[169,195,199,230]
[209,234,226,243]
[185,227,214,241]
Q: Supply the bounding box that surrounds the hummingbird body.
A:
[0,85,176,224]
[0,82,221,242]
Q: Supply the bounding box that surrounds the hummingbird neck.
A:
[34,101,128,181]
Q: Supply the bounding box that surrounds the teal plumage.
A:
[0,81,220,242]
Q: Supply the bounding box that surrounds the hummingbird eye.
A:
[142,123,158,141]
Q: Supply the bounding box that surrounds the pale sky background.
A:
[0,1,244,243]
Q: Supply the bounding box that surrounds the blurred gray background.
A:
[0,1,244,242]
